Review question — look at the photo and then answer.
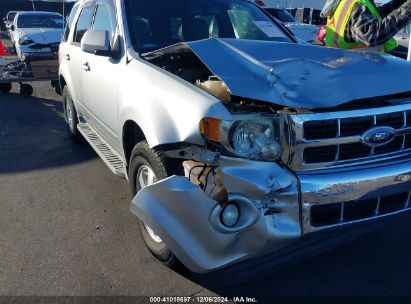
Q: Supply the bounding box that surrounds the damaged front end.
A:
[130,38,411,273]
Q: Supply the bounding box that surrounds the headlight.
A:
[221,204,240,227]
[200,116,282,161]
[18,36,34,45]
[230,120,281,161]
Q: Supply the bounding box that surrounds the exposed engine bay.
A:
[143,44,280,114]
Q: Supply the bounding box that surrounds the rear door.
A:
[80,0,122,151]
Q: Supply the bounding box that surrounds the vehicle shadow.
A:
[0,90,96,174]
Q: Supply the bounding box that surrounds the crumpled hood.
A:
[182,38,411,109]
[17,28,62,44]
[321,0,341,18]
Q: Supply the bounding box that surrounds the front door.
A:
[81,0,122,152]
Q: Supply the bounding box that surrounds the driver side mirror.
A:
[10,24,14,31]
[81,30,116,57]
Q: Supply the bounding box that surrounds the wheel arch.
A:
[59,74,67,92]
[122,120,146,165]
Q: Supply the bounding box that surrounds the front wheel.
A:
[129,141,180,267]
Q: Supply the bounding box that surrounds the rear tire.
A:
[129,141,182,267]
[0,83,12,93]
[63,86,83,143]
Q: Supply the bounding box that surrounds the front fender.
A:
[118,58,232,149]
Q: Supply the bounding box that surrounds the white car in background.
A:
[264,7,318,43]
[10,11,64,60]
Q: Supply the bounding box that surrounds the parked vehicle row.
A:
[58,0,411,276]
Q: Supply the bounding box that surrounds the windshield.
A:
[17,14,63,28]
[7,12,17,22]
[264,8,296,23]
[125,0,292,53]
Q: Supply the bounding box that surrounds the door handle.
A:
[65,54,70,60]
[82,62,90,72]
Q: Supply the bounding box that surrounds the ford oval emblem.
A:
[361,127,396,147]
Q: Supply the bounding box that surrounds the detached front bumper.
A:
[131,156,411,273]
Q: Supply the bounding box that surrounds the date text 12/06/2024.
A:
[149,297,258,303]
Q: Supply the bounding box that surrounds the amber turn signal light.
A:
[200,118,221,142]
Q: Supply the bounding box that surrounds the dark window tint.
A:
[93,4,116,43]
[63,4,80,42]
[74,5,94,44]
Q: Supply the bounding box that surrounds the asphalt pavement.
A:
[1,83,411,302]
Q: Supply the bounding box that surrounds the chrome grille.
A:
[281,102,411,171]
[311,191,411,228]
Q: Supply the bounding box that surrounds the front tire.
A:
[63,86,82,143]
[129,141,181,267]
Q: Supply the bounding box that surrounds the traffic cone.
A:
[0,39,9,56]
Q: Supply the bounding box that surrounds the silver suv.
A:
[59,0,411,274]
